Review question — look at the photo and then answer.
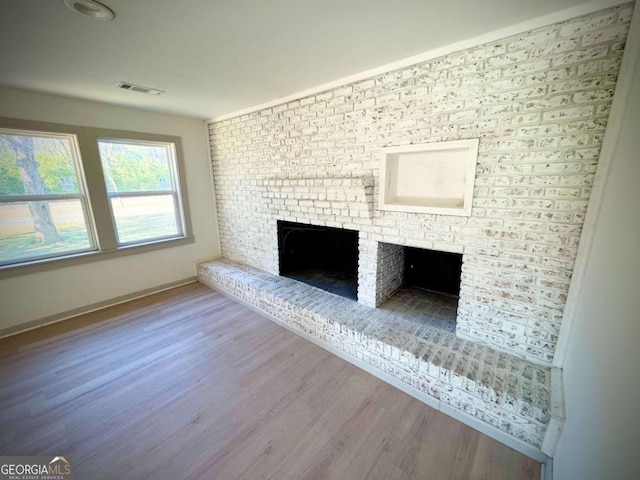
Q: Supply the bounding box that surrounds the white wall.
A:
[0,88,220,332]
[553,10,640,479]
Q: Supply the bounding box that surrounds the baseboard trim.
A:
[209,284,549,464]
[0,277,197,339]
[542,457,554,480]
[541,367,566,458]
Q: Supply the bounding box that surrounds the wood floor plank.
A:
[0,283,540,479]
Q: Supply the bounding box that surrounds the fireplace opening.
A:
[277,220,359,300]
[404,246,462,296]
[376,243,462,332]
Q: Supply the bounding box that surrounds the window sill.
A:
[0,235,194,279]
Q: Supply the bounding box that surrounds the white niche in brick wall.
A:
[379,139,479,216]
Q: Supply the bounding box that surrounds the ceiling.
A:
[0,0,605,120]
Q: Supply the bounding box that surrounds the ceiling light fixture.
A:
[64,0,115,21]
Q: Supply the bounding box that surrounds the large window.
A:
[98,139,184,245]
[0,129,95,266]
[0,118,191,272]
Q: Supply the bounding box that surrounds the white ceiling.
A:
[0,0,607,120]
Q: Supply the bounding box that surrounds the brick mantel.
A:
[264,174,375,220]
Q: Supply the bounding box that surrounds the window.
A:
[0,129,95,266]
[98,139,184,245]
[0,118,192,273]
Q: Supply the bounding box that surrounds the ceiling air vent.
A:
[117,82,164,96]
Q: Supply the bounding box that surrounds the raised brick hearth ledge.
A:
[198,258,552,451]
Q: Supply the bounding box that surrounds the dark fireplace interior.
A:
[278,220,359,300]
[376,244,462,333]
[404,246,463,297]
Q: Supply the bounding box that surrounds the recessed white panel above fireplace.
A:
[379,139,479,216]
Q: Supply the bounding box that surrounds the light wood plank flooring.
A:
[0,283,540,479]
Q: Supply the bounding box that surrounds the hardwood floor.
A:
[0,283,540,479]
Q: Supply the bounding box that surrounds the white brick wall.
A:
[357,240,404,307]
[375,243,405,306]
[209,4,632,365]
[357,238,378,307]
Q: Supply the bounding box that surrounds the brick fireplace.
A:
[209,3,631,365]
[202,3,632,454]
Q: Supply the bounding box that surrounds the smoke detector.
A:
[64,0,115,20]
[117,82,165,96]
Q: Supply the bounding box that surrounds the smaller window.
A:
[97,139,185,246]
[0,128,95,266]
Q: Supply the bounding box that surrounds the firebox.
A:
[404,246,462,297]
[373,242,462,332]
[277,220,359,300]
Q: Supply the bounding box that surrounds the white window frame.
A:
[98,138,186,246]
[0,128,98,266]
[0,117,193,277]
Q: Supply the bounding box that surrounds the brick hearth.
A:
[198,259,551,449]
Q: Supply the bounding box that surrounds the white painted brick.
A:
[563,118,608,133]
[462,70,503,86]
[538,134,590,148]
[500,86,547,102]
[449,109,479,121]
[542,105,593,121]
[449,62,487,78]
[559,10,618,37]
[431,77,462,92]
[485,51,529,68]
[508,28,558,51]
[432,53,466,70]
[530,38,580,57]
[523,94,571,110]
[467,43,507,62]
[501,113,542,126]
[481,104,522,116]
[517,124,563,136]
[577,56,622,75]
[573,89,616,103]
[503,59,552,77]
[532,163,583,174]
[548,76,608,93]
[432,100,466,113]
[207,4,629,365]
[552,45,609,67]
[581,24,630,46]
